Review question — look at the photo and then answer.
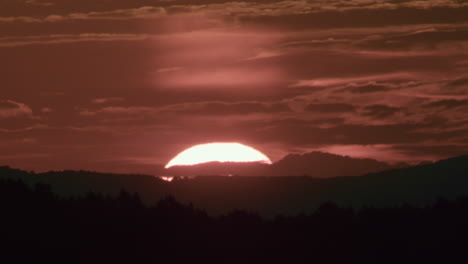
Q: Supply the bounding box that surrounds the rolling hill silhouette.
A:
[166,151,407,177]
[1,154,467,217]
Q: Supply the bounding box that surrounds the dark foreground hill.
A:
[1,177,468,264]
[1,155,468,217]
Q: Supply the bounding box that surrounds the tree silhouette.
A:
[1,156,468,264]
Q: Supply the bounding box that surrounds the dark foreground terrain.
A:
[1,155,468,216]
[1,155,468,263]
[1,178,468,264]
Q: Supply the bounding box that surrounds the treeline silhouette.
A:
[1,155,468,217]
[1,178,467,264]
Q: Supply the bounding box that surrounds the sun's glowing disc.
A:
[165,142,272,168]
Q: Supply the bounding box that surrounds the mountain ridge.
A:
[166,150,410,177]
[1,154,468,217]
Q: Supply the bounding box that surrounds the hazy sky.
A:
[1,0,468,173]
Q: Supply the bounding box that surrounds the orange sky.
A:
[1,0,468,173]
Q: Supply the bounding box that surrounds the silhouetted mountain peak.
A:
[272,151,404,177]
[279,151,386,164]
[278,151,358,164]
[162,151,409,178]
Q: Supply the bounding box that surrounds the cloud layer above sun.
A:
[1,0,468,173]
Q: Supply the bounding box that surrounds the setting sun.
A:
[165,143,272,168]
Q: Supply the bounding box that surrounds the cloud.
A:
[80,100,292,119]
[149,25,286,90]
[0,124,48,133]
[0,6,167,23]
[251,116,452,147]
[394,143,468,161]
[2,0,468,171]
[156,67,183,73]
[183,102,291,116]
[446,76,468,87]
[0,16,41,23]
[290,72,421,88]
[241,3,468,30]
[345,82,398,93]
[423,99,468,109]
[41,107,53,113]
[305,103,355,113]
[0,34,153,47]
[363,104,401,118]
[316,144,421,164]
[92,97,124,104]
[353,26,468,50]
[45,6,167,22]
[2,0,468,27]
[155,67,284,89]
[80,106,158,116]
[24,0,53,7]
[0,100,33,118]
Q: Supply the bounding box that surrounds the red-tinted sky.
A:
[1,0,468,173]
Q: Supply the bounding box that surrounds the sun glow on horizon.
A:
[159,176,174,182]
[165,142,272,168]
